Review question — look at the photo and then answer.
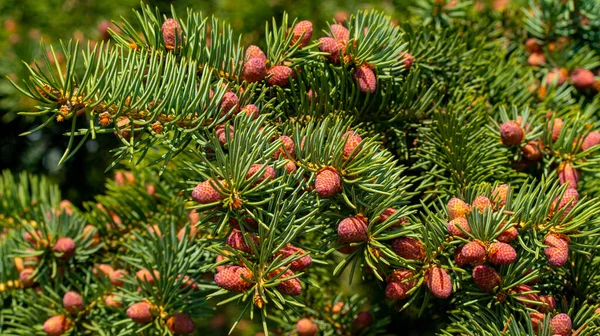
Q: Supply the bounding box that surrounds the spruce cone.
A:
[558,162,579,189]
[63,291,84,315]
[551,188,579,220]
[43,315,68,336]
[192,180,224,204]
[53,237,76,260]
[275,244,312,271]
[471,196,491,213]
[581,131,600,151]
[338,216,368,243]
[162,18,182,51]
[246,164,276,184]
[126,301,154,324]
[385,269,416,300]
[544,233,569,267]
[110,269,127,286]
[491,184,510,209]
[447,198,470,219]
[342,130,362,159]
[267,65,293,87]
[315,167,342,197]
[391,237,426,261]
[570,68,595,89]
[352,311,373,332]
[546,68,568,86]
[220,92,239,116]
[215,124,234,145]
[135,269,159,284]
[497,225,518,243]
[461,240,486,265]
[245,45,267,62]
[330,24,349,44]
[19,268,35,288]
[354,65,376,94]
[241,104,259,119]
[242,58,267,83]
[296,318,317,336]
[550,313,572,336]
[318,37,344,64]
[522,141,543,161]
[527,52,546,66]
[426,266,452,299]
[500,120,524,146]
[538,295,556,313]
[402,52,414,71]
[447,218,471,238]
[487,242,517,265]
[104,294,122,308]
[472,265,501,292]
[226,230,259,254]
[215,266,252,292]
[167,312,196,335]
[273,135,296,159]
[291,20,313,47]
[550,118,563,142]
[271,268,302,296]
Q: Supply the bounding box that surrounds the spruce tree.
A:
[2,1,600,335]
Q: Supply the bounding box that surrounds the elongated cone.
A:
[330,24,349,43]
[318,37,344,64]
[487,242,517,265]
[391,237,426,261]
[127,302,154,324]
[461,240,486,265]
[472,265,501,292]
[447,218,471,238]
[385,270,416,300]
[110,269,127,286]
[271,268,302,296]
[354,65,376,94]
[497,225,518,243]
[315,167,342,197]
[63,291,84,315]
[550,118,563,142]
[342,130,362,159]
[491,184,510,209]
[581,131,600,151]
[241,104,259,119]
[167,312,196,335]
[551,188,578,220]
[162,18,182,51]
[558,162,579,189]
[338,216,368,243]
[544,233,569,267]
[447,198,470,219]
[267,65,293,87]
[275,244,312,271]
[291,21,313,47]
[43,315,68,336]
[472,196,491,213]
[215,266,252,292]
[426,266,452,299]
[570,68,595,89]
[500,121,524,146]
[296,318,317,336]
[242,58,267,83]
[53,237,76,260]
[191,180,223,204]
[550,313,572,336]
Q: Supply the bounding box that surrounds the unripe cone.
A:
[354,65,376,94]
[523,141,543,161]
[284,159,297,173]
[126,302,154,324]
[426,266,452,299]
[330,24,349,44]
[192,180,223,204]
[226,230,259,254]
[43,315,68,336]
[551,188,579,219]
[570,68,595,89]
[472,265,501,292]
[461,240,486,264]
[581,131,600,151]
[177,225,198,241]
[497,225,518,243]
[546,68,568,86]
[220,92,239,116]
[512,284,539,307]
[447,198,470,219]
[291,21,313,47]
[487,242,517,265]
[550,118,563,142]
[215,124,234,145]
[525,38,541,53]
[104,294,122,308]
[267,65,293,87]
[337,216,368,243]
[453,246,469,266]
[352,311,373,332]
[392,237,426,261]
[402,52,414,71]
[53,237,76,260]
[19,268,35,287]
[550,313,572,336]
[296,318,317,336]
[110,269,127,286]
[246,164,276,184]
[538,295,556,313]
[215,266,252,292]
[318,37,344,64]
[245,45,266,62]
[342,130,362,159]
[500,121,524,146]
[273,135,296,159]
[167,312,196,335]
[275,244,312,271]
[93,264,114,278]
[472,196,491,213]
[447,218,471,238]
[315,167,342,197]
[528,52,546,66]
[544,234,569,267]
[530,312,545,333]
[242,58,267,83]
[271,268,302,296]
[385,270,416,300]
[558,162,579,189]
[378,207,407,227]
[241,104,259,119]
[136,269,159,284]
[63,291,84,315]
[491,184,510,209]
[162,18,182,51]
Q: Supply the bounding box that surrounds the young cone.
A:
[242,58,267,83]
[126,302,154,324]
[550,313,572,336]
[426,266,452,299]
[162,18,182,51]
[447,198,470,219]
[43,315,68,336]
[315,167,342,197]
[191,180,224,204]
[296,318,318,336]
[487,242,517,265]
[354,65,376,94]
[53,237,76,260]
[391,237,426,261]
[570,68,595,89]
[214,266,252,292]
[544,233,569,267]
[63,291,84,315]
[447,218,471,238]
[581,131,600,151]
[337,216,368,243]
[167,312,196,335]
[267,65,293,87]
[472,265,501,292]
[291,21,313,47]
[275,244,312,271]
[460,240,486,265]
[385,269,416,300]
[500,121,524,146]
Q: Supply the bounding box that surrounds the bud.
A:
[491,184,510,209]
[471,196,491,213]
[242,58,267,83]
[487,242,517,265]
[550,313,572,336]
[296,318,317,336]
[220,92,239,116]
[544,233,569,267]
[447,218,471,238]
[330,24,349,44]
[110,269,127,287]
[426,266,452,299]
[162,18,182,51]
[19,268,36,288]
[447,198,470,219]
[104,294,122,308]
[53,237,76,260]
[245,45,267,62]
[342,130,362,159]
[525,38,541,53]
[354,65,376,94]
[318,37,344,64]
[246,164,276,184]
[385,269,416,300]
[522,141,543,161]
[192,180,224,204]
[136,269,160,284]
[581,131,600,151]
[401,52,414,71]
[226,230,259,254]
[43,315,68,336]
[538,295,556,313]
[461,240,486,265]
[546,68,568,86]
[275,244,312,271]
[549,118,563,142]
[391,237,426,261]
[500,121,524,146]
[352,311,372,332]
[273,135,296,159]
[527,52,545,66]
[270,268,302,296]
[267,65,293,87]
[63,291,84,315]
[472,265,501,292]
[241,104,259,119]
